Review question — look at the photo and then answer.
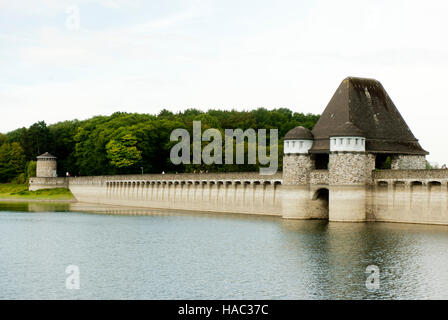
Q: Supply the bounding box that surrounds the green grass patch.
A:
[0,183,74,200]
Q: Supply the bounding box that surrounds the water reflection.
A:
[0,201,71,213]
[281,220,448,299]
[1,201,448,299]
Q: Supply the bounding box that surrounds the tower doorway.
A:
[311,188,329,219]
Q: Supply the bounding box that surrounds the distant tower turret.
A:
[284,126,314,154]
[283,126,314,185]
[36,152,57,178]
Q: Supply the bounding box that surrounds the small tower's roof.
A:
[36,152,57,159]
[330,121,365,137]
[284,126,314,140]
[310,77,428,155]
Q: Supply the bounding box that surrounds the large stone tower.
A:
[282,77,428,221]
[36,152,57,178]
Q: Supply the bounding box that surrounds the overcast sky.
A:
[1,0,448,164]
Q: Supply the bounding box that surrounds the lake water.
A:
[1,201,448,300]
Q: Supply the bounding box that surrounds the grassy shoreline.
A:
[0,183,75,201]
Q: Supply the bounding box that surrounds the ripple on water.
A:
[1,203,448,299]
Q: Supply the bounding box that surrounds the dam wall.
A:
[29,177,68,191]
[29,169,448,225]
[31,172,287,217]
[370,170,448,225]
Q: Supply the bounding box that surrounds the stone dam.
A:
[28,77,448,225]
[29,169,448,225]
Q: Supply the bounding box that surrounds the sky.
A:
[1,0,448,164]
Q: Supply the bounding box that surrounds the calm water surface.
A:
[1,201,448,299]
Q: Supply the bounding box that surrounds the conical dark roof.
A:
[310,77,428,155]
[284,126,314,140]
[331,121,364,137]
[37,152,56,159]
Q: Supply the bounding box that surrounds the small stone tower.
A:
[36,152,57,178]
[282,126,315,219]
[283,126,314,185]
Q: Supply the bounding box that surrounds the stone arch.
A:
[429,181,442,190]
[428,181,442,210]
[393,181,406,193]
[377,181,388,188]
[310,188,329,219]
[411,181,424,211]
[411,181,423,191]
[376,181,389,210]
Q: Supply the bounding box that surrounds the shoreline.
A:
[0,198,77,203]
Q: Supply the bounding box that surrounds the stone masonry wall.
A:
[36,160,57,178]
[373,169,448,180]
[309,170,329,185]
[329,152,375,185]
[283,154,313,185]
[29,177,68,191]
[391,155,426,170]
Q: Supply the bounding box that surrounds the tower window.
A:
[314,154,329,170]
[375,154,392,169]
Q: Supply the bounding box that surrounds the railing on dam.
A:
[372,169,448,224]
[373,169,448,181]
[67,172,283,185]
[373,169,448,197]
[66,172,284,216]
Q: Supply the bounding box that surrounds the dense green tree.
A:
[1,108,319,181]
[106,134,142,168]
[7,121,51,161]
[25,160,37,181]
[48,120,82,176]
[0,142,26,182]
[0,133,8,147]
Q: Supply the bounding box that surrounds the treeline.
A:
[0,108,319,182]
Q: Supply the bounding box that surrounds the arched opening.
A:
[376,181,389,210]
[411,181,423,191]
[311,188,329,219]
[393,181,406,208]
[429,181,442,210]
[410,181,424,210]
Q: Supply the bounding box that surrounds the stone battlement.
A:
[374,169,448,181]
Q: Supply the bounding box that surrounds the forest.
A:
[0,108,319,183]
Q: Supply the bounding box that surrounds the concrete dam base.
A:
[29,170,448,226]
